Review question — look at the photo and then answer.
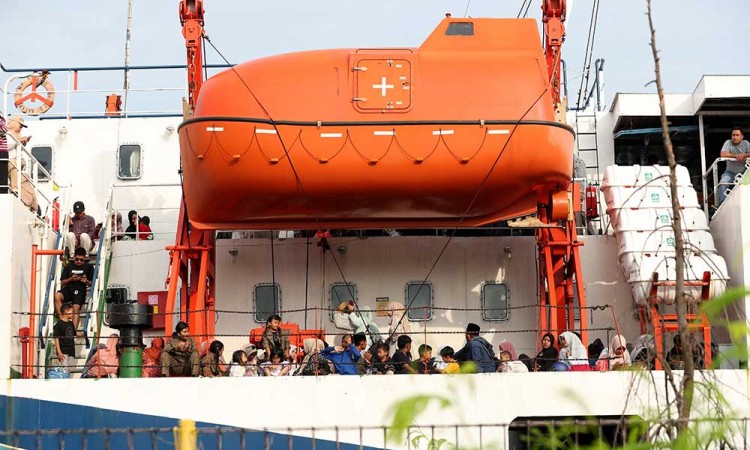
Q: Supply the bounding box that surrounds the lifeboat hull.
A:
[178,17,574,229]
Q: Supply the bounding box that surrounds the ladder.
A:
[574,111,601,182]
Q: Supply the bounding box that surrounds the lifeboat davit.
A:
[178,17,574,230]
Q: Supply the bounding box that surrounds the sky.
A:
[1,0,748,114]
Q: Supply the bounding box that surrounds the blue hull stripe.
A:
[1,395,379,450]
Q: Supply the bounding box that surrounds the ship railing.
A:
[82,183,116,351]
[0,417,745,450]
[2,63,232,119]
[701,156,748,217]
[3,132,62,219]
[37,192,74,354]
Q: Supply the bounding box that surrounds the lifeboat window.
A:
[405,281,433,321]
[481,282,509,322]
[30,146,53,181]
[329,283,358,320]
[253,283,281,323]
[446,22,474,36]
[117,144,142,180]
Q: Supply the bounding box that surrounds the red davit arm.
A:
[179,0,205,111]
[166,0,215,351]
[542,0,566,106]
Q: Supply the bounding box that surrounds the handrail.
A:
[5,132,59,216]
[1,63,233,73]
[701,156,749,216]
[82,184,115,349]
[37,191,73,348]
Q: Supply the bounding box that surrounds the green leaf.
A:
[700,287,750,320]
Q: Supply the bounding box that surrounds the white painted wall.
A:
[213,235,638,358]
[4,370,749,448]
[710,185,749,351]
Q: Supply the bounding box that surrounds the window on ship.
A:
[330,282,357,320]
[118,144,142,179]
[30,146,53,181]
[254,283,281,322]
[405,281,433,321]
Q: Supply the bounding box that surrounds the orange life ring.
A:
[14,75,55,115]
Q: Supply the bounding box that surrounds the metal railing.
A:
[0,417,746,450]
[2,63,232,119]
[702,156,750,216]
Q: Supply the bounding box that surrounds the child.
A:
[262,351,290,376]
[497,350,529,373]
[370,343,394,375]
[414,344,439,374]
[440,346,461,374]
[229,350,248,377]
[53,304,77,371]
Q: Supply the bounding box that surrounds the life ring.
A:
[14,75,55,116]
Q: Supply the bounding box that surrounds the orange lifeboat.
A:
[178,17,573,230]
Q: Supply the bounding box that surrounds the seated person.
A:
[535,333,559,372]
[297,338,333,376]
[370,343,394,375]
[440,346,461,374]
[229,350,249,377]
[262,351,291,376]
[667,334,705,370]
[160,321,200,377]
[597,335,631,371]
[142,337,164,378]
[498,351,529,373]
[630,334,655,370]
[321,332,367,375]
[54,247,93,331]
[201,340,226,377]
[65,201,96,257]
[414,344,439,374]
[82,334,120,378]
[242,345,262,376]
[124,210,152,240]
[558,331,590,371]
[391,335,416,374]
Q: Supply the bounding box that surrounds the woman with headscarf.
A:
[534,333,558,372]
[597,335,632,371]
[297,338,333,376]
[111,211,124,241]
[558,331,591,371]
[141,337,164,378]
[631,334,655,370]
[83,334,120,378]
[386,302,411,354]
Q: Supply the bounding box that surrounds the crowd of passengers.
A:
[57,310,707,378]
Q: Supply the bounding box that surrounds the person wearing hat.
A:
[453,323,497,373]
[64,200,97,258]
[5,115,38,213]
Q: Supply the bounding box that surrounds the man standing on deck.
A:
[454,323,497,373]
[160,321,201,377]
[718,127,750,205]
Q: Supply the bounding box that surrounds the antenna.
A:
[122,0,134,115]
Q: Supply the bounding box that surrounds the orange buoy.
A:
[178,17,573,230]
